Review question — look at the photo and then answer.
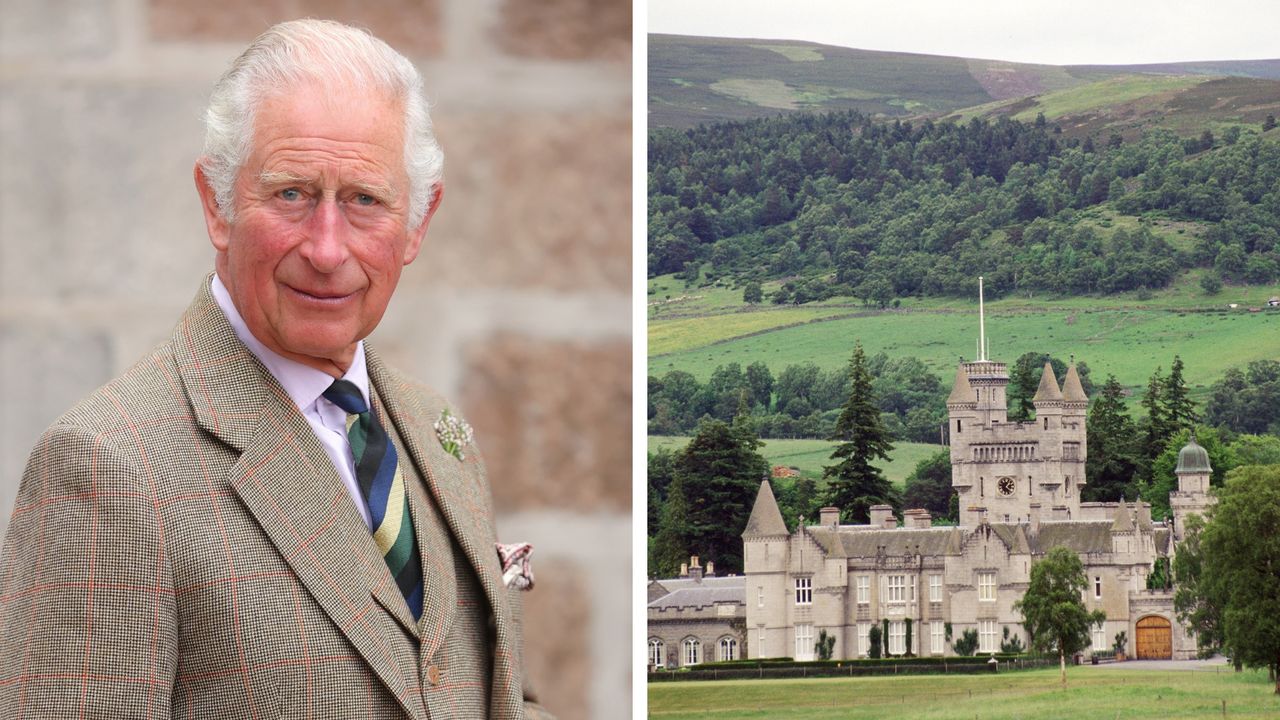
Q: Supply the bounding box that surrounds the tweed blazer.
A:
[0,281,553,720]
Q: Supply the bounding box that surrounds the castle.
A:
[725,287,1220,665]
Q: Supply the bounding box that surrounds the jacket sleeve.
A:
[0,423,178,718]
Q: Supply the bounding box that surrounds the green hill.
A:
[650,33,1280,129]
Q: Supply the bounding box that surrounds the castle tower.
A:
[946,278,1091,526]
[743,480,791,659]
[1169,433,1214,541]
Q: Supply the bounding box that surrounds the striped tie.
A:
[323,380,424,620]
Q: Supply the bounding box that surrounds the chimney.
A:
[679,562,688,578]
[706,561,715,577]
[819,506,840,527]
[1029,502,1041,534]
[905,509,932,529]
[869,504,894,528]
[689,555,703,581]
[1051,505,1069,521]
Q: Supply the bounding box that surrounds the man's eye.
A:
[354,193,378,206]
[279,188,303,201]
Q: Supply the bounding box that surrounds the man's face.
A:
[196,82,437,376]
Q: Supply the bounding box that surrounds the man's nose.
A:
[299,197,350,272]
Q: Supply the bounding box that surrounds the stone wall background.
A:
[0,2,632,718]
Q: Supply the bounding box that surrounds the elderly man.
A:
[0,20,551,720]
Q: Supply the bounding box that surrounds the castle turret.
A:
[1169,433,1214,541]
[743,480,790,658]
[1032,362,1063,428]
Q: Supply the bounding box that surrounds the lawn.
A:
[649,436,943,488]
[648,666,1280,719]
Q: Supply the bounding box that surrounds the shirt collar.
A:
[210,273,370,413]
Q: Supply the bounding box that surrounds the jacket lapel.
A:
[172,281,426,720]
[368,350,526,717]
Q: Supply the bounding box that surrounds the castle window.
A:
[857,575,870,605]
[1092,625,1106,651]
[649,639,664,668]
[889,621,906,655]
[929,574,942,603]
[758,586,764,608]
[683,638,701,666]
[978,572,996,602]
[1044,417,1048,430]
[1094,577,1102,599]
[978,621,998,654]
[957,419,962,432]
[888,575,906,602]
[795,624,814,661]
[795,577,812,605]
[858,623,870,658]
[757,626,766,658]
[718,637,738,662]
[931,622,944,655]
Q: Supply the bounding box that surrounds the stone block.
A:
[421,112,631,292]
[460,334,630,513]
[0,80,215,305]
[0,324,114,538]
[148,0,442,56]
[0,0,117,61]
[495,0,631,61]
[521,557,589,720]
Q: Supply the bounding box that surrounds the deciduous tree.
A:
[1014,546,1107,686]
[1199,465,1280,692]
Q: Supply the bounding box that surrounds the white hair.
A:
[199,19,442,226]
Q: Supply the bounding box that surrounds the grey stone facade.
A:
[647,558,747,669]
[743,356,1216,662]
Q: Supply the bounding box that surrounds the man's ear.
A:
[194,161,231,252]
[403,182,443,266]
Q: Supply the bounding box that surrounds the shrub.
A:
[1000,626,1025,654]
[954,629,979,657]
[868,625,882,659]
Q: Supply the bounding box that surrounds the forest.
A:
[648,111,1280,302]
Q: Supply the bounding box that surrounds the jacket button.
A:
[425,664,441,686]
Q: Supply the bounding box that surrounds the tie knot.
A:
[323,379,368,415]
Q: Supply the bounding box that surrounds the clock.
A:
[997,476,1016,496]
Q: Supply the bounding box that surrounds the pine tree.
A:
[822,343,898,523]
[651,474,690,577]
[1139,366,1171,482]
[1083,375,1139,502]
[1163,355,1198,432]
[676,417,769,574]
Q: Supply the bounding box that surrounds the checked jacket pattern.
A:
[0,279,553,719]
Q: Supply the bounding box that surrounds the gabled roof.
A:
[742,480,788,537]
[1029,521,1114,554]
[947,365,975,405]
[807,526,960,558]
[1062,365,1088,402]
[648,578,746,610]
[1033,362,1063,402]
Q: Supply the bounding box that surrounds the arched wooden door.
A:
[1135,616,1172,659]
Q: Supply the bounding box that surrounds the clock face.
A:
[997,476,1016,496]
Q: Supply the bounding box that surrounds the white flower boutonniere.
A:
[434,408,473,461]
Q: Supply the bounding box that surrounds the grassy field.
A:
[648,666,1280,719]
[649,436,943,487]
[648,273,1280,410]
